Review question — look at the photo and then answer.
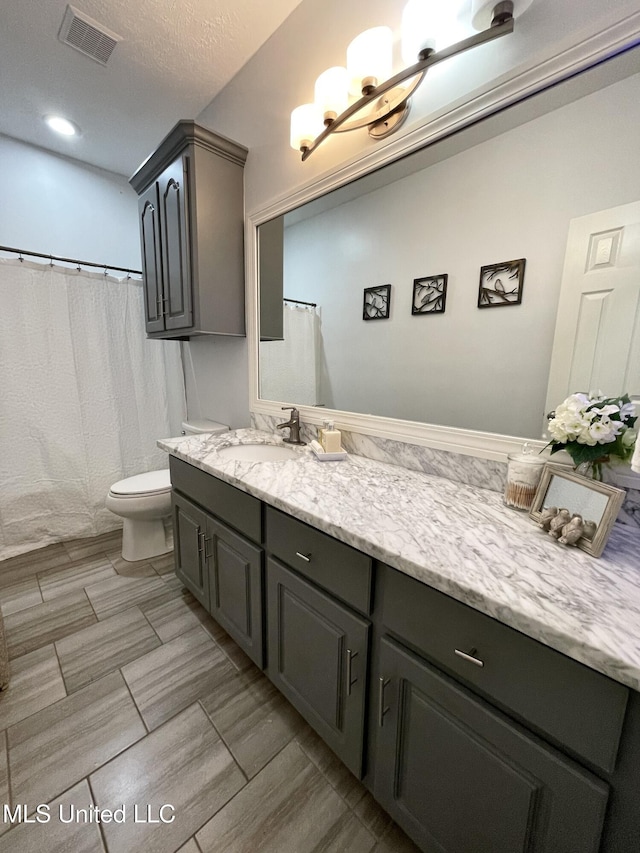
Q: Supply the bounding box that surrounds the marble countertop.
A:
[159,429,640,691]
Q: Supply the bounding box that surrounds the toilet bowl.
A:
[107,419,229,562]
[106,470,173,562]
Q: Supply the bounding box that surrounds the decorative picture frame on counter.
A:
[411,274,448,315]
[529,465,625,557]
[478,258,525,308]
[363,284,391,320]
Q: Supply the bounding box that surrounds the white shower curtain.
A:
[0,258,186,560]
[259,303,320,405]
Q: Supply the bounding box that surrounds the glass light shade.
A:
[314,67,349,123]
[471,0,534,31]
[401,0,438,64]
[347,26,393,97]
[290,103,323,151]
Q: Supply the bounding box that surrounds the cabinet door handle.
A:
[197,531,206,554]
[203,536,213,561]
[454,647,485,668]
[378,676,391,727]
[346,648,358,695]
[295,551,311,563]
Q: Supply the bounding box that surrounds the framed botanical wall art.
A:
[478,259,525,308]
[363,284,391,320]
[412,274,448,315]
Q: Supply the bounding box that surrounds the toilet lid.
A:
[110,469,172,496]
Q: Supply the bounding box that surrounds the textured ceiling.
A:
[0,0,303,177]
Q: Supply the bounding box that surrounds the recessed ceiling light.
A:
[45,115,80,136]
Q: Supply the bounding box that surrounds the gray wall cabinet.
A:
[258,215,284,341]
[130,121,248,339]
[168,456,640,852]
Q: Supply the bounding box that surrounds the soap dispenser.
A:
[317,419,330,446]
[322,421,342,453]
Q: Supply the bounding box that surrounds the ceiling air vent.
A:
[58,5,122,66]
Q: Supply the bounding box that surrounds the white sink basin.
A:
[216,443,302,462]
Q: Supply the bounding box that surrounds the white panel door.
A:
[545,201,640,418]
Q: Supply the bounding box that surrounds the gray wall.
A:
[0,134,140,269]
[190,0,640,435]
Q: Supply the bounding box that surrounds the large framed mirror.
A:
[254,46,640,457]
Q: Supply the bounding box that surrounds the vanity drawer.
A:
[169,456,262,543]
[265,507,372,615]
[379,564,628,774]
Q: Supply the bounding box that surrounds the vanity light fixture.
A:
[290,0,534,160]
[44,114,80,137]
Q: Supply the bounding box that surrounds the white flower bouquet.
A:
[546,392,637,479]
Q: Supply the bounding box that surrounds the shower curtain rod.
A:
[0,244,142,277]
[284,297,317,307]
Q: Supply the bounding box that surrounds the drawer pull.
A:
[454,647,485,668]
[203,536,213,561]
[197,531,206,553]
[346,648,358,695]
[295,551,312,563]
[378,676,391,727]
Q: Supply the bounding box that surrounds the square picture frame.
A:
[411,274,448,315]
[478,258,525,308]
[529,464,625,557]
[363,284,391,320]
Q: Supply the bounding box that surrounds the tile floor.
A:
[0,531,420,853]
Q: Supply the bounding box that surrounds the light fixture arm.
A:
[300,14,515,161]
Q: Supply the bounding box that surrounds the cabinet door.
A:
[138,182,164,334]
[267,558,369,777]
[172,492,209,608]
[159,154,193,332]
[208,518,264,667]
[375,637,608,853]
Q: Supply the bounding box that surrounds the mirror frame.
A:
[246,14,640,463]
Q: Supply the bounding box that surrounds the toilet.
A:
[106,419,229,562]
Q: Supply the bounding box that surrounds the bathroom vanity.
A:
[160,429,640,853]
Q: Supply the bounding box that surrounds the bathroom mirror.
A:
[257,48,640,443]
[529,465,625,558]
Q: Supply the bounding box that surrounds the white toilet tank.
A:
[181,419,229,436]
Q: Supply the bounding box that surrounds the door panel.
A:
[375,637,608,853]
[160,155,193,331]
[172,493,209,607]
[546,201,640,416]
[267,557,369,777]
[209,518,263,667]
[139,183,164,334]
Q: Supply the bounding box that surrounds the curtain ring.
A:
[18,252,24,262]
[104,266,108,276]
[49,255,54,267]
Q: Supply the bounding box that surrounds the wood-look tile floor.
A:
[0,532,420,853]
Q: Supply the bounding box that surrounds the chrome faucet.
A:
[277,406,306,445]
